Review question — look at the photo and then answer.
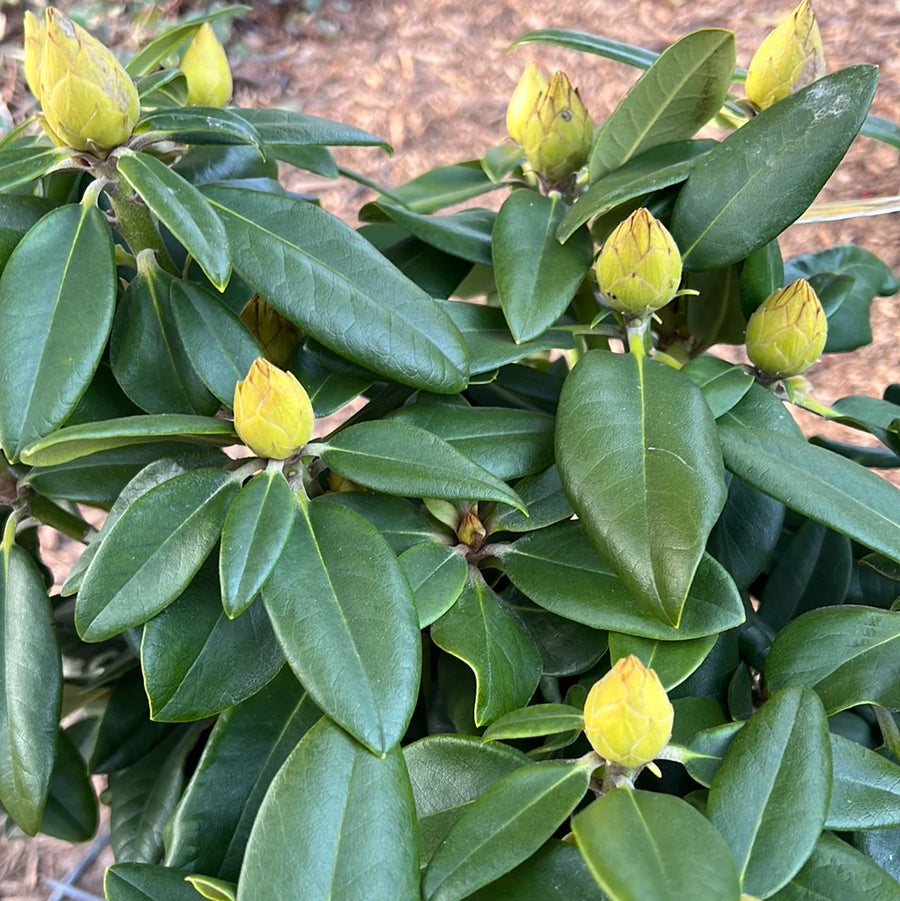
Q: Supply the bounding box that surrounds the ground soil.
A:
[0,0,897,897]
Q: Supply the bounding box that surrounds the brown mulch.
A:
[0,1,898,897]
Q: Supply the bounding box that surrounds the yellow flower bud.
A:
[233,358,314,460]
[745,0,826,111]
[595,208,683,316]
[240,295,302,368]
[23,10,45,100]
[36,9,140,153]
[506,61,547,145]
[745,279,827,378]
[584,655,674,768]
[181,23,233,109]
[521,71,593,184]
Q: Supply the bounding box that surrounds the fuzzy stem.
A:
[102,177,178,274]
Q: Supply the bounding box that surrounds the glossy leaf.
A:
[165,668,320,881]
[0,195,55,275]
[573,788,741,901]
[135,108,263,154]
[769,831,900,901]
[105,862,200,901]
[588,30,734,181]
[510,29,660,70]
[504,521,744,639]
[291,351,371,417]
[493,190,593,342]
[399,542,468,628]
[672,67,878,270]
[117,149,231,289]
[0,147,68,192]
[490,465,574,534]
[482,704,584,742]
[558,140,714,241]
[262,501,420,754]
[828,733,900,830]
[235,107,389,151]
[718,386,900,563]
[237,718,419,901]
[204,186,469,392]
[386,161,502,213]
[708,687,832,897]
[608,632,716,690]
[170,281,260,406]
[387,403,555,481]
[141,565,283,722]
[321,420,526,511]
[219,469,295,618]
[431,569,542,726]
[682,356,754,420]
[75,468,239,641]
[556,351,727,626]
[422,760,592,901]
[0,203,115,461]
[20,414,235,467]
[767,606,900,713]
[185,875,237,901]
[0,539,62,834]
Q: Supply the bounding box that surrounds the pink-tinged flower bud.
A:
[745,279,827,378]
[584,655,674,768]
[745,0,825,111]
[595,208,683,316]
[521,71,593,184]
[233,358,314,460]
[180,23,233,109]
[36,9,140,153]
[506,61,547,145]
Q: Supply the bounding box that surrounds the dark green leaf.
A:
[672,67,878,270]
[39,727,97,842]
[829,395,900,455]
[504,521,744,639]
[670,721,742,787]
[608,632,716,690]
[482,704,584,742]
[75,468,239,641]
[111,262,218,416]
[105,862,200,901]
[116,149,231,289]
[399,542,468,628]
[20,414,235,467]
[136,108,263,154]
[739,239,784,319]
[0,147,69,192]
[588,30,735,181]
[431,568,542,726]
[185,875,236,901]
[174,144,278,187]
[385,161,502,213]
[828,733,900,830]
[510,29,660,70]
[0,195,56,276]
[236,107,389,151]
[861,113,900,149]
[170,280,261,406]
[321,420,526,512]
[0,539,62,834]
[291,351,370,417]
[769,831,900,901]
[718,385,900,563]
[204,186,469,392]
[0,203,115,461]
[141,563,283,722]
[682,357,754,420]
[237,718,419,901]
[164,668,320,881]
[490,465,574,533]
[219,469,295,618]
[708,688,832,897]
[262,501,420,754]
[387,403,555,481]
[493,190,593,342]
[556,351,727,626]
[422,760,592,901]
[573,788,741,901]
[767,606,900,713]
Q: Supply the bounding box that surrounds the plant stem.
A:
[873,704,900,759]
[102,176,178,274]
[28,495,95,543]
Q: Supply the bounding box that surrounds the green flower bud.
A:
[521,71,593,184]
[595,208,683,315]
[23,10,45,100]
[36,9,140,153]
[584,655,674,768]
[506,61,547,145]
[181,23,233,108]
[240,295,302,368]
[233,357,314,460]
[745,279,827,377]
[746,0,825,111]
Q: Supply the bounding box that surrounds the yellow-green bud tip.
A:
[36,8,140,153]
[745,278,827,378]
[233,358,315,460]
[521,70,593,184]
[746,0,826,111]
[595,208,683,316]
[506,61,547,145]
[584,655,674,768]
[181,22,233,109]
